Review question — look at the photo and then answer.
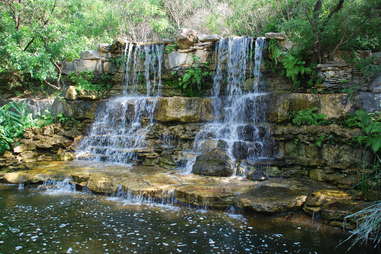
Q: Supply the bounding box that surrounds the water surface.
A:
[0,184,378,254]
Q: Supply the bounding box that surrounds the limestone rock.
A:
[13,145,29,154]
[176,29,198,49]
[268,93,353,122]
[62,59,103,74]
[235,179,310,213]
[52,99,98,120]
[155,97,213,123]
[65,86,78,100]
[80,50,102,60]
[302,189,367,222]
[167,52,190,69]
[98,44,111,53]
[198,139,227,153]
[265,32,287,40]
[198,34,221,42]
[4,172,28,184]
[192,149,233,177]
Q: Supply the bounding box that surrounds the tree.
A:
[0,0,119,90]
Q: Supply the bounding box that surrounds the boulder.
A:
[232,141,250,160]
[198,139,227,153]
[192,149,233,177]
[176,29,198,49]
[65,86,78,100]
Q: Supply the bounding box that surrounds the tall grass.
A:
[344,201,381,249]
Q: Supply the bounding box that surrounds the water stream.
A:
[183,37,272,175]
[76,43,164,165]
[0,184,378,254]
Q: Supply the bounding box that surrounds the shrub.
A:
[0,102,34,154]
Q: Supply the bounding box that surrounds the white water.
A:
[76,43,164,165]
[107,185,178,210]
[183,37,270,175]
[41,179,76,195]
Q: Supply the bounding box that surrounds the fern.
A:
[348,110,381,153]
[291,108,327,126]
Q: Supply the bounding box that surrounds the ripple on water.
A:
[0,184,379,254]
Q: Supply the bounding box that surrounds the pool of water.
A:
[0,184,378,254]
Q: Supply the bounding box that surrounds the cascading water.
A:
[183,37,271,175]
[76,43,164,165]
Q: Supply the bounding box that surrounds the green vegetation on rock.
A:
[0,102,73,155]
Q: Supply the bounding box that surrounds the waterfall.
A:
[76,42,164,165]
[183,37,271,175]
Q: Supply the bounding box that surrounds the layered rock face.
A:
[1,32,378,196]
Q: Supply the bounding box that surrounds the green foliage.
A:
[0,102,34,154]
[165,44,177,54]
[344,201,381,248]
[0,0,119,89]
[36,111,75,127]
[354,56,381,82]
[291,108,327,126]
[314,135,326,148]
[0,102,75,154]
[67,72,112,94]
[268,40,313,88]
[345,110,381,153]
[172,56,211,96]
[110,56,124,70]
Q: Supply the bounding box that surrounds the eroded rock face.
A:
[268,93,353,123]
[155,97,213,123]
[192,149,233,177]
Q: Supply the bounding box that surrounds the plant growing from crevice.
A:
[165,44,177,54]
[67,72,112,95]
[345,110,381,153]
[268,40,314,88]
[291,108,328,126]
[170,56,211,96]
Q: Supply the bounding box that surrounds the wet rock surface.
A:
[1,161,370,228]
[192,149,234,177]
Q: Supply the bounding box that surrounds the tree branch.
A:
[23,0,57,51]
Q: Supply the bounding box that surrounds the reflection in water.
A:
[0,184,379,254]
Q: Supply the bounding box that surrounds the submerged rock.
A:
[192,149,233,177]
